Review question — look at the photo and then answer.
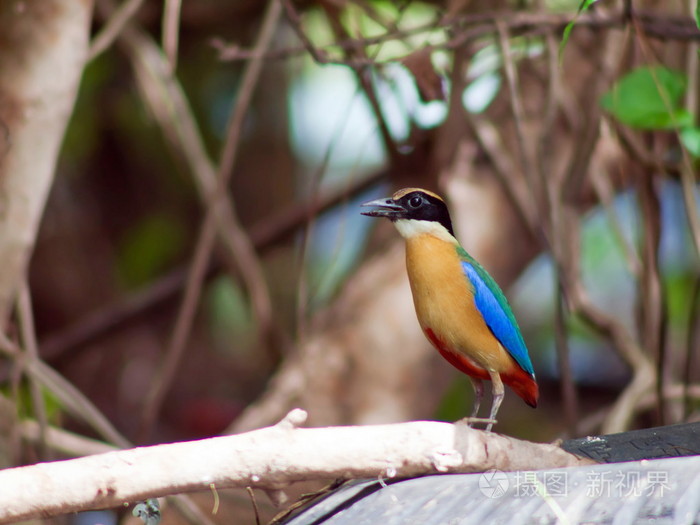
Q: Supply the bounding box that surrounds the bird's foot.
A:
[457,417,497,431]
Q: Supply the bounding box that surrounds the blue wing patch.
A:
[461,261,535,376]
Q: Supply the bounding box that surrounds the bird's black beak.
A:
[360,197,406,220]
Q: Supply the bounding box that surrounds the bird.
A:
[361,187,538,431]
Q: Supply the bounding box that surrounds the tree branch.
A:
[217,9,700,65]
[137,0,283,439]
[0,409,593,524]
[0,0,93,325]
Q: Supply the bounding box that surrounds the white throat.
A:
[394,219,457,243]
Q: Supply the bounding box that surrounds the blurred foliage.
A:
[601,67,690,130]
[3,383,62,425]
[559,0,599,58]
[600,65,700,161]
[0,0,696,522]
[10,0,699,477]
[434,375,472,422]
[205,276,257,355]
[117,213,186,289]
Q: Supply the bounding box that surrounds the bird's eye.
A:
[408,196,422,208]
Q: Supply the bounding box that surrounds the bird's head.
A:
[361,187,456,240]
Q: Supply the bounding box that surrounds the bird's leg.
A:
[460,378,495,428]
[485,370,504,432]
[469,377,484,419]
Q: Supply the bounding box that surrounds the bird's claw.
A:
[458,417,497,431]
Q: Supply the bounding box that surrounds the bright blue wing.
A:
[460,255,535,377]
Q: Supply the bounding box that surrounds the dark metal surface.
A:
[281,423,700,525]
[283,456,700,524]
[561,422,700,463]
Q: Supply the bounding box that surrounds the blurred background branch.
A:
[1,0,699,523]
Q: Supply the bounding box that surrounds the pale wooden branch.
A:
[0,1,93,325]
[0,409,593,524]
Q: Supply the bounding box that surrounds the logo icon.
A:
[479,469,509,498]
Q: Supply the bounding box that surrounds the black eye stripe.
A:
[399,191,455,237]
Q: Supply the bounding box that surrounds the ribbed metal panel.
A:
[282,423,700,525]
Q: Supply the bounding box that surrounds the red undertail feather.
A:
[424,328,539,408]
[501,367,539,408]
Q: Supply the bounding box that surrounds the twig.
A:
[679,32,700,258]
[684,277,700,419]
[537,29,560,223]
[89,0,146,60]
[563,28,628,201]
[285,0,400,162]
[577,381,700,435]
[39,171,384,363]
[247,487,261,525]
[5,334,22,465]
[461,112,538,234]
[162,0,182,72]
[495,20,539,215]
[589,158,641,277]
[293,134,336,342]
[613,123,681,175]
[2,330,218,525]
[0,339,130,449]
[281,0,330,63]
[16,283,50,459]
[554,283,578,437]
[602,361,656,434]
[111,3,275,354]
[679,140,700,258]
[637,171,666,426]
[573,279,657,433]
[571,283,649,372]
[633,13,700,260]
[137,0,283,440]
[137,215,218,441]
[623,0,633,21]
[18,420,117,457]
[218,10,700,65]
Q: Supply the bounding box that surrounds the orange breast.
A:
[406,235,538,407]
[424,327,538,407]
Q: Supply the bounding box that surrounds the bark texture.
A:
[0,0,93,324]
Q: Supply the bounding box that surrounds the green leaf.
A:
[118,213,185,288]
[559,0,599,60]
[205,276,256,354]
[681,126,700,158]
[696,0,700,30]
[6,384,63,422]
[600,67,688,130]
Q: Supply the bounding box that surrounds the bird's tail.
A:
[502,368,539,408]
